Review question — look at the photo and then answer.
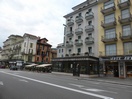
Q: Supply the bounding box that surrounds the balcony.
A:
[85,12,94,20]
[118,0,131,9]
[75,28,83,35]
[99,51,117,57]
[66,31,74,37]
[75,16,83,23]
[102,34,117,43]
[101,18,116,28]
[85,37,94,45]
[66,41,73,47]
[85,25,94,33]
[101,3,115,15]
[67,19,74,26]
[120,31,132,41]
[75,39,83,46]
[118,13,132,24]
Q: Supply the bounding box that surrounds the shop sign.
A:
[110,56,132,61]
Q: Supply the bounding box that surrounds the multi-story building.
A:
[98,0,132,78]
[35,38,52,64]
[0,47,2,64]
[52,0,99,76]
[21,33,38,63]
[57,43,65,57]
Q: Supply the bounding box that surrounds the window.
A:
[104,0,114,9]
[105,28,116,39]
[30,43,33,48]
[43,46,44,50]
[105,44,116,56]
[88,21,92,25]
[69,38,72,41]
[78,36,81,39]
[24,42,26,47]
[121,9,130,19]
[88,9,92,13]
[124,42,132,55]
[105,14,114,23]
[69,49,71,54]
[122,25,131,36]
[78,24,81,28]
[59,49,61,53]
[62,49,63,53]
[37,57,39,61]
[79,13,81,16]
[88,47,92,53]
[88,33,92,38]
[77,48,81,53]
[121,0,128,3]
[70,27,72,31]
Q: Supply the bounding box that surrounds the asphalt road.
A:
[0,69,132,99]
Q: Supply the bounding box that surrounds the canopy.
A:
[25,64,37,67]
[36,64,52,68]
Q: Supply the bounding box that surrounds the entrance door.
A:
[73,63,80,76]
[113,66,119,77]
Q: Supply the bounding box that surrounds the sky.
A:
[0,0,85,48]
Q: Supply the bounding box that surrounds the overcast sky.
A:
[0,0,85,48]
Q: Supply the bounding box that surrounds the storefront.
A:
[52,56,99,77]
[100,55,132,78]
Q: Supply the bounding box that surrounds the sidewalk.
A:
[52,72,132,86]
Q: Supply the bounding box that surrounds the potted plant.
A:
[77,53,80,55]
[85,52,89,55]
[72,53,75,56]
[65,54,69,56]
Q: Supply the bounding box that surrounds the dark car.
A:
[10,65,18,70]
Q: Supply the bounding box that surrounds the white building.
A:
[21,33,38,63]
[57,43,65,57]
[53,0,99,76]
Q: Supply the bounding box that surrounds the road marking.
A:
[69,83,84,88]
[0,81,4,85]
[1,71,114,99]
[19,79,28,83]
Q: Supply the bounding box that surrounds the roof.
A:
[38,38,48,41]
[37,42,52,47]
[23,33,38,39]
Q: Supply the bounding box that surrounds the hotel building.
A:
[98,0,132,78]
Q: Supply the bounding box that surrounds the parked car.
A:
[10,65,18,70]
[0,65,6,69]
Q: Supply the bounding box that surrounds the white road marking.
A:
[0,81,4,85]
[0,71,114,99]
[19,79,28,83]
[69,83,84,88]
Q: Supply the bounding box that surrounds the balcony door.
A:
[121,9,130,19]
[105,14,114,23]
[122,25,131,36]
[105,28,116,39]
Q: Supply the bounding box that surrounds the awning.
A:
[36,64,52,68]
[25,64,37,67]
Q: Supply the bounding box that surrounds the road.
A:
[0,69,132,99]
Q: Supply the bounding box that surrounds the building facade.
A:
[98,0,132,78]
[21,33,38,63]
[53,0,100,77]
[57,43,65,57]
[35,38,52,64]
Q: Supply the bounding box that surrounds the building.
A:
[98,0,132,78]
[50,48,57,62]
[52,0,99,77]
[35,38,52,64]
[21,33,38,63]
[0,47,2,64]
[57,43,65,57]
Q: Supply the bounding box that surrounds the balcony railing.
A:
[75,16,83,23]
[120,31,132,40]
[85,12,94,20]
[75,28,83,35]
[118,0,131,9]
[101,3,115,14]
[85,37,94,45]
[101,18,116,28]
[75,39,83,46]
[67,19,74,26]
[102,34,117,43]
[118,13,132,24]
[65,52,94,57]
[100,49,132,56]
[66,41,73,47]
[85,25,94,33]
[66,31,74,37]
